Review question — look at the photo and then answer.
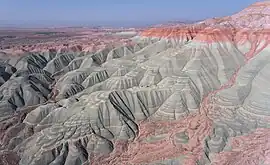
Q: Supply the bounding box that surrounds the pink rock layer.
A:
[212,128,270,165]
[141,26,270,45]
[140,25,204,40]
[90,115,212,165]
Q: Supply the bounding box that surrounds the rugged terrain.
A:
[0,27,139,57]
[1,1,270,165]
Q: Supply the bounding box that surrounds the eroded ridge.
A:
[1,2,270,165]
[8,28,246,165]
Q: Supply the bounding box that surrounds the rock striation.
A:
[1,1,270,165]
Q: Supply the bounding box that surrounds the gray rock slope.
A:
[202,46,270,162]
[2,34,269,164]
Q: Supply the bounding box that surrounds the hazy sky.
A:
[0,0,260,27]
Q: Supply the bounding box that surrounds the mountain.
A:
[1,1,270,165]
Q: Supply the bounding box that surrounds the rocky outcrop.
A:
[2,2,270,165]
[0,29,247,165]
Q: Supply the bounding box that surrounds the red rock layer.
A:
[141,25,270,46]
[193,27,235,43]
[140,24,205,41]
[140,0,270,42]
[141,25,235,43]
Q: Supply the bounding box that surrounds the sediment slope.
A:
[1,2,270,165]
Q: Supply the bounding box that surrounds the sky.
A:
[0,0,261,27]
